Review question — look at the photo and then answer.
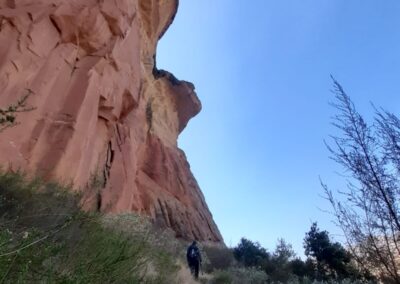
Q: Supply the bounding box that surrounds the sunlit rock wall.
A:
[0,0,222,242]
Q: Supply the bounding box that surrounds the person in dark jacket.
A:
[186,241,202,279]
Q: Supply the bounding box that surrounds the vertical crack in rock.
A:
[103,141,114,188]
[49,16,62,35]
[146,99,153,131]
[96,188,102,211]
[114,125,123,150]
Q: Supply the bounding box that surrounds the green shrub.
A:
[61,222,149,283]
[212,269,233,284]
[233,238,269,268]
[212,267,268,284]
[203,245,235,273]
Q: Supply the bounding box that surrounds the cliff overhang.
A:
[0,0,222,243]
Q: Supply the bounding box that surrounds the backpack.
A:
[188,246,199,260]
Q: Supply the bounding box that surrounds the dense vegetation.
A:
[1,171,376,283]
[227,223,374,284]
[0,171,276,284]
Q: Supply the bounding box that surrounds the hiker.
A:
[186,241,202,279]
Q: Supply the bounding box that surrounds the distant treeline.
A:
[230,223,375,283]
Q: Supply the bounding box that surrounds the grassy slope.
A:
[0,171,268,284]
[0,171,181,283]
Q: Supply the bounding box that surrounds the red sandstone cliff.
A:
[0,0,222,242]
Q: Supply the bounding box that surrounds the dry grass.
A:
[1,170,257,283]
[0,171,180,283]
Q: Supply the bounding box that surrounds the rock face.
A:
[0,0,222,242]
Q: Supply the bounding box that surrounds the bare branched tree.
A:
[323,77,400,283]
[0,89,34,132]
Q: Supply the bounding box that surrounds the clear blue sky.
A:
[157,1,400,256]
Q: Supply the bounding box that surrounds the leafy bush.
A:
[304,223,356,281]
[203,245,235,273]
[233,238,269,268]
[212,270,233,284]
[230,229,372,284]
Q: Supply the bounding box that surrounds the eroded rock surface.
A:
[0,0,222,242]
